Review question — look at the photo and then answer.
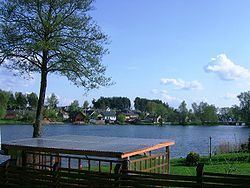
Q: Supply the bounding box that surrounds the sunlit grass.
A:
[170,152,250,175]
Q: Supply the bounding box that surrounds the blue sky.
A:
[1,0,250,108]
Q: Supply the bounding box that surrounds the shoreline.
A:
[0,120,248,127]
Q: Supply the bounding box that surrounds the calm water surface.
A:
[0,124,249,158]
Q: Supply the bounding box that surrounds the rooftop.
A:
[2,135,175,159]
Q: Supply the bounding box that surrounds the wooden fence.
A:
[23,151,123,173]
[22,150,169,174]
[129,153,169,174]
[0,161,250,187]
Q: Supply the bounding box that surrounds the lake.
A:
[0,124,249,158]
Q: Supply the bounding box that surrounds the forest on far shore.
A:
[0,89,250,125]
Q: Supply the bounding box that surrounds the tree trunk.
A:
[33,65,48,138]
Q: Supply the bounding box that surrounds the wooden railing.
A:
[23,151,123,173]
[1,161,250,187]
[129,153,169,173]
[202,172,250,188]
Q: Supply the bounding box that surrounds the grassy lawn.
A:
[77,152,250,176]
[170,152,250,176]
[0,119,31,125]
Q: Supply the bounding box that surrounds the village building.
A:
[119,110,139,123]
[57,111,69,120]
[69,111,87,123]
[4,111,17,120]
[89,111,105,125]
[102,108,116,124]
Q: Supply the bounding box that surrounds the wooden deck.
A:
[2,135,175,174]
[2,135,174,158]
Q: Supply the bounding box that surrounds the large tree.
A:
[178,100,188,124]
[0,0,110,137]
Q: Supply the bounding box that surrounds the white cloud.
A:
[0,67,35,90]
[205,54,250,81]
[160,78,203,90]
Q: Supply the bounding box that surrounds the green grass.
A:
[88,152,250,176]
[73,152,250,176]
[0,119,31,125]
[170,152,250,176]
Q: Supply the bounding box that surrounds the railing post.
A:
[0,159,10,185]
[166,146,170,174]
[114,163,122,188]
[122,157,129,173]
[22,151,27,167]
[52,162,60,187]
[196,163,204,188]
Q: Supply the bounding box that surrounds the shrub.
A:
[117,114,126,124]
[185,152,200,166]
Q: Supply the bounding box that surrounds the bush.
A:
[20,110,36,122]
[185,152,200,166]
[117,114,126,124]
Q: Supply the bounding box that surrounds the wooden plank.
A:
[25,151,123,163]
[121,173,198,181]
[118,179,199,188]
[129,153,165,163]
[142,163,166,172]
[121,141,175,158]
[203,182,248,188]
[3,164,250,188]
[203,176,250,185]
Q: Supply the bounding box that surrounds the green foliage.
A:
[134,97,176,122]
[68,100,80,113]
[146,101,169,121]
[83,100,89,109]
[44,108,58,119]
[93,97,131,110]
[192,102,218,124]
[21,110,36,122]
[117,114,126,124]
[0,0,111,89]
[15,92,27,109]
[0,0,111,137]
[0,90,10,118]
[0,105,6,118]
[237,91,250,123]
[178,101,188,124]
[27,93,38,109]
[46,93,59,109]
[185,152,200,166]
[134,97,150,112]
[7,93,16,110]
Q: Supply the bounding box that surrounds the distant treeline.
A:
[1,89,250,125]
[0,90,38,112]
[90,93,250,125]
